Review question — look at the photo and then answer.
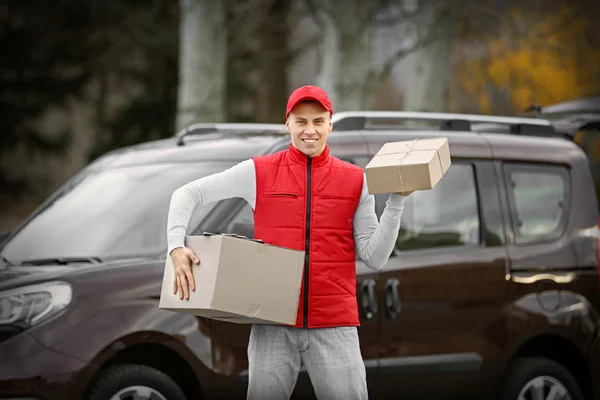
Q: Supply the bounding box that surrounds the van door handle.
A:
[360,279,377,321]
[385,278,401,319]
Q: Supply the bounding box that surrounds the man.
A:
[167,85,410,400]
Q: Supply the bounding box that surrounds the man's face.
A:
[286,101,332,157]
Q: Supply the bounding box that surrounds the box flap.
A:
[375,137,448,156]
[366,149,438,169]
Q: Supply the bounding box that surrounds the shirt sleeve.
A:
[166,158,257,255]
[353,173,405,270]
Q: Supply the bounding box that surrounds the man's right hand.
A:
[170,247,200,300]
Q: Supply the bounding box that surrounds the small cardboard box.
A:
[364,137,451,194]
[159,233,304,325]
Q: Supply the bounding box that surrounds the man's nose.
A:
[304,123,316,134]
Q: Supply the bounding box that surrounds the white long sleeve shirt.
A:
[167,158,405,270]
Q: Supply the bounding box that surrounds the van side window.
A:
[395,164,481,251]
[503,163,569,244]
[224,202,255,238]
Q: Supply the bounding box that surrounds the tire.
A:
[86,364,187,400]
[500,357,585,400]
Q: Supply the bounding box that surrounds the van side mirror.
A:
[0,232,10,243]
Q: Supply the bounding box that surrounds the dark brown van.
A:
[1,112,599,400]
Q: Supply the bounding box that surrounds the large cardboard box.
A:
[159,233,304,325]
[364,137,451,195]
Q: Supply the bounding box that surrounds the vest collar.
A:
[288,143,330,167]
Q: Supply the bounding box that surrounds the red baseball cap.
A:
[286,85,333,119]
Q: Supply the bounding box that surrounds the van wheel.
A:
[86,364,186,400]
[500,357,584,400]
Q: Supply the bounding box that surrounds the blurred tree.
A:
[0,0,180,201]
[2,0,308,228]
[176,0,226,130]
[456,0,600,114]
[87,0,179,160]
[255,0,291,122]
[226,0,287,123]
[226,0,315,123]
[398,0,455,112]
[0,0,93,198]
[305,0,463,112]
[309,0,377,111]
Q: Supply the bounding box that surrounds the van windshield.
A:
[1,161,235,264]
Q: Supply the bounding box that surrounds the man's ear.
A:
[285,119,291,133]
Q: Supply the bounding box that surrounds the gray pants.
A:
[246,324,368,400]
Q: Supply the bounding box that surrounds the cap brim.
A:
[287,96,331,117]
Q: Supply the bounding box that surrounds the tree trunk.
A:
[315,0,373,112]
[256,0,290,123]
[401,2,453,112]
[176,0,226,131]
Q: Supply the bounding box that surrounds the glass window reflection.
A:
[2,162,234,263]
[396,164,481,251]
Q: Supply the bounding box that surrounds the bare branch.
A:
[226,0,284,55]
[304,0,336,29]
[232,33,320,70]
[372,1,424,27]
[372,23,448,83]
[98,0,176,62]
[286,34,321,62]
[228,0,278,36]
[375,39,428,83]
[354,1,383,37]
[273,33,320,64]
[369,0,465,84]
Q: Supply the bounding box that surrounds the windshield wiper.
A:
[20,257,102,266]
[1,256,14,268]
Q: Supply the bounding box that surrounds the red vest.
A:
[252,144,364,328]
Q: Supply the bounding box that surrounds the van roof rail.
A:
[331,111,558,136]
[174,123,286,146]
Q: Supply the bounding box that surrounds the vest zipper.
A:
[304,157,312,328]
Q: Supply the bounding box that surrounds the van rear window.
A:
[503,163,570,245]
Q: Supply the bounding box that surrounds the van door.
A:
[500,160,600,339]
[372,160,510,400]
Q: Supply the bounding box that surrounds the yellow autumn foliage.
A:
[459,4,600,114]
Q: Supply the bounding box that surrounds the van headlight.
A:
[0,281,72,328]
